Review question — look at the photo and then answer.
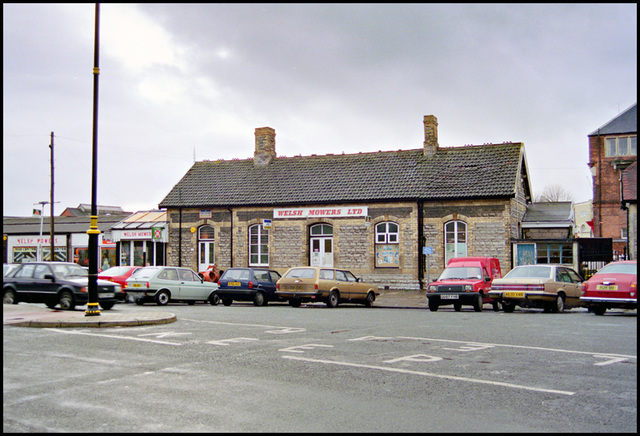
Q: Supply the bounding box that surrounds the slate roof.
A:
[159,142,527,208]
[2,214,130,235]
[522,202,574,228]
[589,103,637,136]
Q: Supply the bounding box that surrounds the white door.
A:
[199,241,215,272]
[310,237,333,267]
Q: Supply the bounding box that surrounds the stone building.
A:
[588,103,637,259]
[158,115,532,290]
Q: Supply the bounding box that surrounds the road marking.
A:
[279,344,334,353]
[398,336,636,360]
[182,318,306,333]
[283,355,575,396]
[383,354,443,363]
[46,328,183,346]
[593,355,629,366]
[207,337,259,346]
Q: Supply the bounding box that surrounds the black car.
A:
[217,267,283,306]
[3,261,125,310]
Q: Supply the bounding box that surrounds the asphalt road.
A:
[3,301,637,432]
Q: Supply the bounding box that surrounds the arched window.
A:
[249,224,269,266]
[445,220,467,264]
[375,221,399,268]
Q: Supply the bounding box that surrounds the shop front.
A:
[111,211,168,267]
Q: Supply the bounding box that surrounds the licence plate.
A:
[441,295,459,299]
[596,285,618,290]
[228,282,241,286]
[504,292,524,298]
[130,283,142,288]
[99,292,115,298]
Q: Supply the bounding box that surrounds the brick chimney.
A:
[423,115,438,156]
[254,127,276,166]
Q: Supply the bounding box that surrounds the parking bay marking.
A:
[397,336,636,365]
[282,355,575,396]
[182,318,306,334]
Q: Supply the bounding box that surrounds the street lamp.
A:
[85,3,101,317]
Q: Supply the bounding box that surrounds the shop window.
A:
[536,243,573,264]
[375,221,399,268]
[249,224,269,266]
[445,220,467,264]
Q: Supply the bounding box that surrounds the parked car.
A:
[3,261,124,310]
[4,263,19,277]
[580,260,637,315]
[126,266,220,306]
[217,267,283,306]
[426,257,502,312]
[488,264,584,313]
[98,266,142,302]
[275,266,380,308]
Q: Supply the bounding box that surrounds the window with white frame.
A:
[605,135,637,157]
[375,222,399,267]
[249,224,269,266]
[445,220,467,264]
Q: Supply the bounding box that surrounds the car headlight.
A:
[428,285,437,292]
[464,285,473,292]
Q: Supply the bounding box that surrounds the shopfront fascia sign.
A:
[273,206,368,219]
[10,235,67,246]
[112,227,168,242]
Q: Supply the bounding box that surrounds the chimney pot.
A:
[254,127,276,166]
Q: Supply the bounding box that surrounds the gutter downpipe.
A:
[418,199,424,290]
[178,207,182,267]
[227,207,233,268]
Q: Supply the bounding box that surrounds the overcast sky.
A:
[3,3,637,217]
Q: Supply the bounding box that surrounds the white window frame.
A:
[249,224,269,266]
[444,220,467,264]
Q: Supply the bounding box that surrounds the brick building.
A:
[158,115,532,290]
[588,103,637,259]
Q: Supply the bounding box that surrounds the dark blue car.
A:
[217,267,283,306]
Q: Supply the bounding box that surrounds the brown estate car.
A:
[275,266,380,308]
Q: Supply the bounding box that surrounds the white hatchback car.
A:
[126,266,219,306]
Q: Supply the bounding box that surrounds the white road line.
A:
[282,355,575,396]
[181,318,305,332]
[46,328,183,346]
[397,336,637,360]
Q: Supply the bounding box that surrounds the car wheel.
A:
[428,299,439,312]
[326,291,339,308]
[551,294,565,313]
[502,301,515,313]
[134,298,145,306]
[364,291,375,307]
[155,290,170,306]
[289,298,301,307]
[473,295,483,312]
[492,301,500,312]
[222,298,233,306]
[3,289,18,305]
[593,306,606,315]
[253,292,265,306]
[59,291,75,310]
[209,293,220,305]
[100,302,114,310]
[453,302,462,312]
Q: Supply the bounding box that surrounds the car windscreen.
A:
[597,263,637,275]
[504,266,552,279]
[222,269,251,280]
[101,266,133,276]
[438,267,482,280]
[132,267,162,279]
[284,268,317,279]
[50,264,88,278]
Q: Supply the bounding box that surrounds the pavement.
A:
[2,290,428,328]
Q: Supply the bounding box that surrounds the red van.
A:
[426,257,502,312]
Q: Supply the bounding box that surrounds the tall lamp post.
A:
[86,3,101,316]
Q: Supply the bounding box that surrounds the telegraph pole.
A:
[85,3,101,316]
[49,132,55,260]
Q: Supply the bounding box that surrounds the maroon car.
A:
[580,260,637,315]
[98,266,142,301]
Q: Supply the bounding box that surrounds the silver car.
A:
[126,266,219,306]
